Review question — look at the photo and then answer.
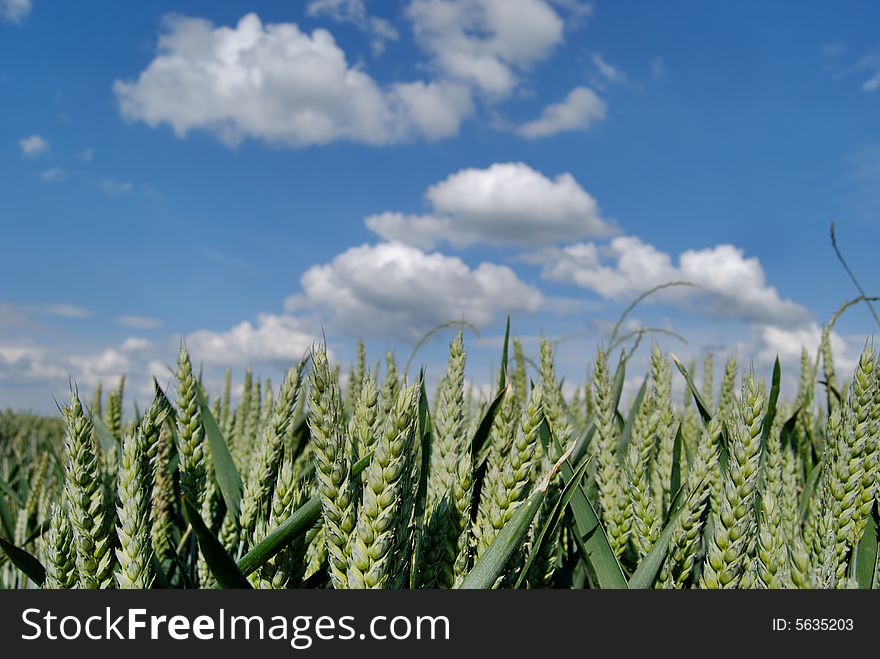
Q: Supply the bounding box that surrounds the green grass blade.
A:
[498,316,510,390]
[238,496,321,578]
[799,464,822,524]
[459,490,545,589]
[90,412,120,453]
[610,351,626,411]
[514,455,592,588]
[854,504,878,589]
[196,388,242,525]
[181,497,251,589]
[236,453,372,577]
[670,423,683,511]
[0,487,15,541]
[628,476,705,588]
[538,418,628,589]
[470,386,507,464]
[152,377,177,423]
[0,478,24,507]
[22,519,50,547]
[150,554,171,589]
[760,358,782,449]
[780,405,803,453]
[411,370,433,589]
[670,354,713,425]
[0,536,46,587]
[616,376,647,456]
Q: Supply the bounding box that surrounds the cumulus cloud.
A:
[366,162,614,248]
[19,134,49,157]
[745,322,861,399]
[752,323,846,367]
[306,0,399,55]
[0,0,31,24]
[389,80,474,140]
[529,235,812,326]
[292,241,542,338]
[407,0,565,96]
[0,342,66,382]
[67,348,130,387]
[516,86,606,138]
[187,313,319,366]
[114,13,473,148]
[121,337,153,352]
[0,344,43,368]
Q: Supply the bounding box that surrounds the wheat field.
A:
[1,307,878,590]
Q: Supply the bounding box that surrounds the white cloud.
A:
[744,321,862,401]
[366,162,614,248]
[115,13,472,148]
[116,315,163,330]
[121,337,153,352]
[19,134,49,157]
[389,80,474,139]
[862,71,880,93]
[0,344,43,366]
[650,56,664,81]
[306,0,399,55]
[753,322,847,367]
[517,86,606,138]
[530,235,812,327]
[39,167,64,181]
[81,147,96,163]
[592,53,626,84]
[407,0,565,96]
[40,304,91,318]
[187,313,318,366]
[549,0,593,19]
[67,348,130,387]
[0,0,31,24]
[100,178,133,195]
[293,241,543,338]
[0,342,66,382]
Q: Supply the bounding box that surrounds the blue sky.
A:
[2,0,879,411]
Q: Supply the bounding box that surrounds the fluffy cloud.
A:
[407,0,565,96]
[366,162,614,248]
[18,134,49,157]
[292,241,543,338]
[746,322,861,400]
[389,80,474,140]
[306,0,399,55]
[120,337,153,352]
[517,86,606,138]
[753,322,847,366]
[0,342,66,382]
[67,349,130,387]
[187,313,319,366]
[0,0,31,24]
[114,13,473,148]
[529,235,812,326]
